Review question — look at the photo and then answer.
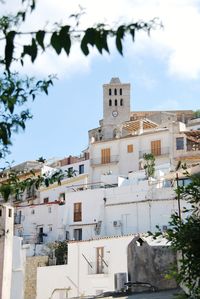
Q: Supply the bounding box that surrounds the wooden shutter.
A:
[96,247,104,274]
[127,144,133,153]
[151,140,161,156]
[74,202,82,222]
[101,148,110,164]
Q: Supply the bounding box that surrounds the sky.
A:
[1,0,200,166]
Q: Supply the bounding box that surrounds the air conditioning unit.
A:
[113,220,121,227]
[114,273,127,292]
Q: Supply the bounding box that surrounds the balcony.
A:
[88,261,109,275]
[90,155,119,167]
[139,147,170,159]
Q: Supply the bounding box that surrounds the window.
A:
[151,140,161,156]
[109,88,112,95]
[114,88,117,95]
[66,231,70,240]
[120,99,123,106]
[79,164,84,174]
[115,99,117,106]
[127,144,134,153]
[96,247,104,274]
[8,208,12,217]
[59,193,65,203]
[74,203,82,222]
[120,88,122,95]
[43,197,49,204]
[38,227,44,243]
[74,228,82,240]
[109,99,112,106]
[101,148,110,164]
[176,137,184,150]
[0,209,2,217]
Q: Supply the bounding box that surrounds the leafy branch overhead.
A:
[0,0,162,71]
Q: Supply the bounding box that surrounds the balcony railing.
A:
[88,261,109,275]
[22,234,37,244]
[139,147,170,159]
[14,214,22,225]
[90,155,119,166]
[187,144,200,152]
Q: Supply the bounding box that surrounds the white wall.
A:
[15,178,190,245]
[89,129,171,183]
[37,235,133,299]
[0,204,14,299]
[11,236,27,299]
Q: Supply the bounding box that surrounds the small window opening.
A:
[120,88,122,95]
[8,208,12,217]
[0,209,2,217]
[115,99,117,106]
[114,88,117,95]
[109,89,112,96]
[109,99,112,106]
[43,197,49,204]
[120,99,123,106]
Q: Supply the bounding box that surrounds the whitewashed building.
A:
[12,77,200,247]
[1,77,200,299]
[36,234,134,299]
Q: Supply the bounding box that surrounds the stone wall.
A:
[24,256,48,299]
[127,237,177,292]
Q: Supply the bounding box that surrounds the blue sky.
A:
[2,0,200,166]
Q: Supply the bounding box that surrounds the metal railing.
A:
[14,214,22,224]
[139,147,170,159]
[88,261,109,275]
[90,155,119,166]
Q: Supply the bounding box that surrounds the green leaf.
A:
[5,31,16,70]
[116,26,125,55]
[22,38,38,62]
[81,28,97,56]
[30,38,37,62]
[101,31,109,53]
[36,30,45,50]
[94,31,103,54]
[51,32,62,55]
[59,26,71,55]
[130,28,135,42]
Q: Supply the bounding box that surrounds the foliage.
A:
[47,240,68,265]
[0,0,161,71]
[143,153,155,179]
[65,168,77,178]
[0,167,65,202]
[150,173,200,298]
[194,110,200,119]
